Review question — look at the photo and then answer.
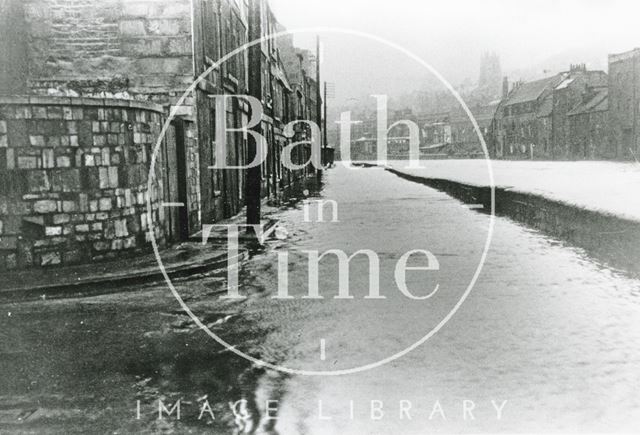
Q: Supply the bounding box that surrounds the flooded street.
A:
[2,165,640,433]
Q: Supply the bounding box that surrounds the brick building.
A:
[0,0,321,270]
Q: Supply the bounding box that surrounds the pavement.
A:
[0,242,236,301]
[0,205,280,301]
[384,160,640,222]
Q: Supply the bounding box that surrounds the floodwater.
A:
[1,164,640,434]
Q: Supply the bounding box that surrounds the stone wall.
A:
[21,0,193,103]
[0,96,170,270]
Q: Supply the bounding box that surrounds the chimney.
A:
[502,76,509,99]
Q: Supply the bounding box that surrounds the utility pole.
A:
[323,82,328,165]
[316,35,322,177]
[246,0,262,225]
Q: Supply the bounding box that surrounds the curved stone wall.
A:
[0,96,169,270]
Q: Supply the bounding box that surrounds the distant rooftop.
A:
[504,74,562,106]
[567,87,608,116]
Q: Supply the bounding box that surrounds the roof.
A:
[568,88,608,116]
[537,94,553,118]
[555,77,575,90]
[419,112,450,126]
[449,101,500,126]
[504,74,562,106]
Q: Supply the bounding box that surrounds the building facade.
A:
[494,65,607,159]
[0,0,322,270]
[608,48,640,160]
[567,86,610,159]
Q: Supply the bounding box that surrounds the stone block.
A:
[45,226,62,236]
[27,170,50,193]
[99,167,109,189]
[93,135,106,146]
[75,224,90,233]
[0,236,18,250]
[0,121,7,134]
[111,239,124,250]
[47,106,63,119]
[101,148,111,165]
[17,156,38,169]
[0,135,7,148]
[15,106,32,119]
[30,135,46,147]
[32,107,47,119]
[99,198,112,211]
[34,200,57,214]
[111,154,120,170]
[146,18,182,36]
[51,169,81,192]
[46,136,61,147]
[42,149,55,168]
[108,166,119,188]
[40,251,61,266]
[39,120,66,136]
[56,156,71,167]
[62,201,77,213]
[80,167,100,190]
[79,193,89,212]
[78,121,93,147]
[122,2,152,17]
[85,154,96,166]
[119,19,146,36]
[53,214,71,225]
[7,120,28,147]
[4,148,13,170]
[114,219,129,238]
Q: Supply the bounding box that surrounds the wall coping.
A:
[0,95,165,114]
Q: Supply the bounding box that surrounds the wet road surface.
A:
[2,165,640,433]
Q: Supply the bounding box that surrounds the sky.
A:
[269,0,640,107]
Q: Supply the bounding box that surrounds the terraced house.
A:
[0,0,321,270]
[495,64,607,159]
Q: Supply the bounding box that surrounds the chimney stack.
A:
[502,77,509,100]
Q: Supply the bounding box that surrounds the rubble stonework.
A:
[0,96,173,270]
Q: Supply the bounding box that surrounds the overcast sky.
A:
[269,0,640,106]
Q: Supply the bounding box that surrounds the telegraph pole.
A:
[246,0,262,225]
[323,82,328,165]
[316,35,322,177]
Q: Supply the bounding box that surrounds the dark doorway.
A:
[164,119,189,242]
